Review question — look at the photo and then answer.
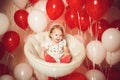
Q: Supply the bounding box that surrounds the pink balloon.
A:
[86,40,106,64]
[102,28,120,52]
[85,69,106,80]
[106,49,120,66]
[14,63,33,80]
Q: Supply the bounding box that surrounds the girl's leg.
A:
[60,54,72,63]
[45,53,56,63]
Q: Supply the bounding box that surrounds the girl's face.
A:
[50,28,63,44]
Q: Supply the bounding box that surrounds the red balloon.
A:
[29,0,38,4]
[67,0,85,11]
[46,0,65,20]
[0,42,5,60]
[110,19,120,31]
[58,72,87,80]
[85,0,114,20]
[78,9,90,32]
[0,64,9,76]
[14,9,28,30]
[2,31,20,53]
[65,8,78,29]
[92,19,110,41]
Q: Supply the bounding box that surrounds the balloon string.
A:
[109,52,113,68]
[93,69,95,80]
[10,53,16,65]
[98,64,104,73]
[93,61,95,70]
[105,64,108,80]
[77,11,83,35]
[63,22,66,33]
[70,30,73,35]
[92,55,95,70]
[88,17,93,41]
[106,63,111,80]
[95,21,99,41]
[5,53,10,66]
[77,29,80,35]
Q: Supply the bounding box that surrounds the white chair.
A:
[24,32,86,77]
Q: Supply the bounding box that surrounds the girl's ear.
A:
[48,31,51,38]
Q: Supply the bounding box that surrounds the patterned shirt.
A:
[44,38,66,62]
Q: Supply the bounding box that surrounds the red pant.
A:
[45,54,71,63]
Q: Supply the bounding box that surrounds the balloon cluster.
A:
[0,0,120,80]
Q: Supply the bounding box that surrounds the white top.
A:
[44,38,66,62]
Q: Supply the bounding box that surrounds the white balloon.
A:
[106,49,120,66]
[85,69,106,80]
[14,63,33,80]
[0,13,9,35]
[28,10,48,33]
[0,74,14,80]
[74,34,85,45]
[102,28,120,52]
[13,0,28,9]
[34,69,48,80]
[34,0,47,14]
[86,40,106,64]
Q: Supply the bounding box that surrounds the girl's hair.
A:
[49,24,64,38]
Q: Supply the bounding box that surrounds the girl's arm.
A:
[63,45,70,56]
[40,47,46,60]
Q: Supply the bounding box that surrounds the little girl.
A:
[41,24,72,63]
